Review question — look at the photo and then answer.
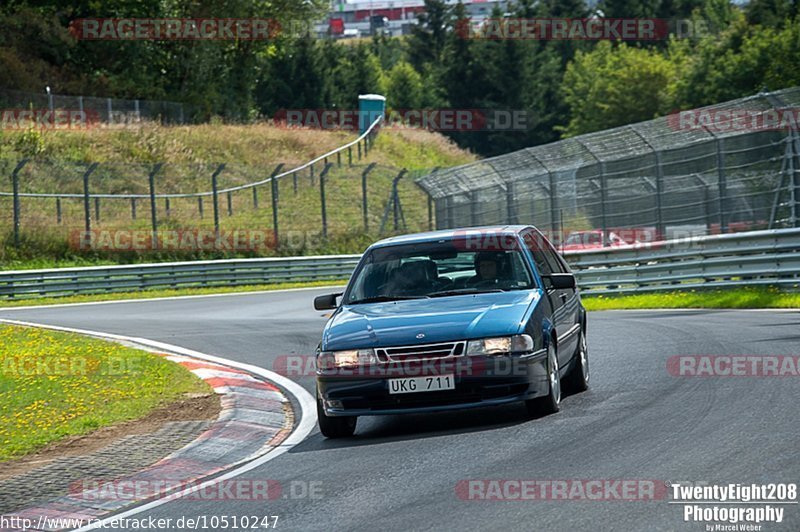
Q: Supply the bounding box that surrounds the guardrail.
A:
[0,228,798,300]
[567,227,800,295]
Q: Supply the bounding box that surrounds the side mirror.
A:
[547,273,576,290]
[314,293,342,311]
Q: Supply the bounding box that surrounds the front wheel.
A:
[317,395,357,438]
[525,343,561,417]
[564,328,589,394]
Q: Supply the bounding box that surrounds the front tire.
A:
[564,328,589,394]
[525,342,561,416]
[317,395,357,438]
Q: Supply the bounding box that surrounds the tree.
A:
[408,0,451,70]
[385,61,423,109]
[560,41,675,136]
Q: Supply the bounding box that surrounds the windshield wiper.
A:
[348,295,429,305]
[427,288,505,298]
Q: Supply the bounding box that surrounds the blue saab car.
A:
[313,225,589,438]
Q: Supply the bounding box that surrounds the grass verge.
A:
[581,287,800,311]
[0,280,343,308]
[0,324,213,461]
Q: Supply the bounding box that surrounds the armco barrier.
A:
[0,229,798,300]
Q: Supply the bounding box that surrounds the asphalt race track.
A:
[2,290,799,531]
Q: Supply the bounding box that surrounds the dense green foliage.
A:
[1,0,798,156]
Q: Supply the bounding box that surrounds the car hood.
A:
[322,290,541,350]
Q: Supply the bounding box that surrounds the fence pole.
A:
[716,138,728,233]
[293,172,298,194]
[548,172,558,237]
[198,197,204,219]
[56,197,62,224]
[428,196,435,230]
[165,197,171,218]
[348,146,353,166]
[394,169,408,231]
[337,151,342,167]
[94,197,101,222]
[252,186,258,209]
[270,164,284,248]
[211,164,226,236]
[11,159,28,248]
[148,163,162,249]
[310,163,315,186]
[131,198,136,220]
[599,163,608,245]
[82,163,98,235]
[654,151,665,239]
[361,162,376,232]
[358,142,362,161]
[790,130,799,228]
[506,182,516,224]
[227,192,233,216]
[319,163,333,238]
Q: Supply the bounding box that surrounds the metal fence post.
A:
[319,163,333,238]
[252,186,258,209]
[198,197,204,219]
[165,197,171,218]
[348,146,353,166]
[716,138,728,233]
[227,191,233,216]
[790,130,799,228]
[654,150,665,239]
[506,182,516,224]
[148,163,162,249]
[131,198,137,220]
[270,164,284,248]
[470,191,480,226]
[11,159,28,248]
[310,163,315,186]
[358,142,362,161]
[599,163,608,245]
[94,197,101,222]
[361,163,376,232]
[211,164,225,236]
[56,197,62,224]
[82,163,98,235]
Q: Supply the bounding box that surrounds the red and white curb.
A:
[0,319,317,532]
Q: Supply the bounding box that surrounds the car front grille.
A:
[376,341,466,362]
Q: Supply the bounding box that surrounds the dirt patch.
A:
[0,393,220,481]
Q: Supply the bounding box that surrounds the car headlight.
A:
[317,348,377,369]
[466,335,533,356]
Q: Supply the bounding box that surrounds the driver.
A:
[467,251,508,287]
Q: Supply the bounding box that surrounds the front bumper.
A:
[317,351,548,416]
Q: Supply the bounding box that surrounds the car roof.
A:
[369,225,533,249]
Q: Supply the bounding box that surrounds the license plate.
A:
[388,375,455,394]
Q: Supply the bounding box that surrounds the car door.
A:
[525,230,579,368]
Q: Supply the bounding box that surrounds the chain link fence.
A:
[0,88,188,126]
[416,88,800,247]
[0,152,433,259]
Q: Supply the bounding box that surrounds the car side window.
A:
[541,242,566,274]
[524,231,553,283]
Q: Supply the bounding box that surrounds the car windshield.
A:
[344,239,535,304]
